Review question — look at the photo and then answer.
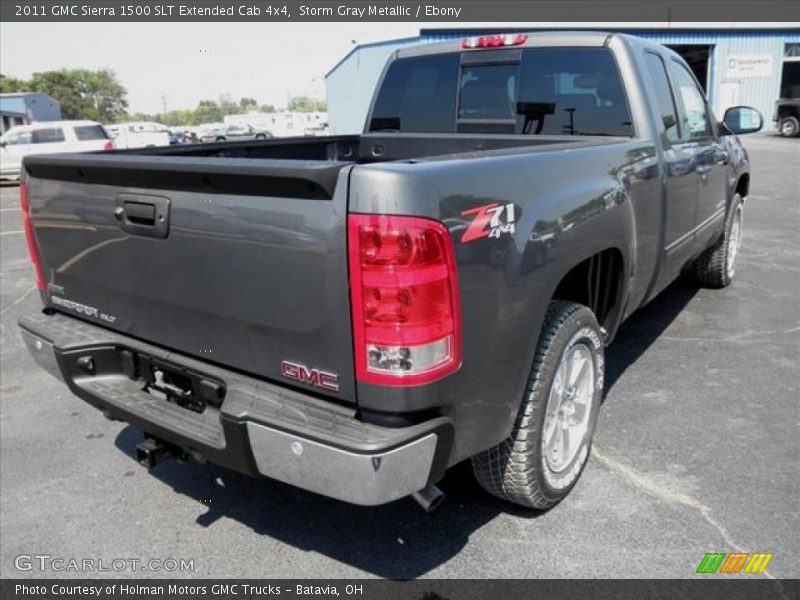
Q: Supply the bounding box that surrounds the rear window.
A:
[31,128,65,143]
[74,125,109,141]
[369,47,633,137]
[369,53,459,132]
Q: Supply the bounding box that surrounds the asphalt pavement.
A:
[0,134,797,579]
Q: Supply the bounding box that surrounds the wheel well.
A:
[552,248,624,333]
[735,173,749,199]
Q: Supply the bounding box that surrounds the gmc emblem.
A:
[281,361,340,392]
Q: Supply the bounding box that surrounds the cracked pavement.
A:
[0,134,798,579]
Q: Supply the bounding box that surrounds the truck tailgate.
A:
[23,153,356,402]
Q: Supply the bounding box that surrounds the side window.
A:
[74,125,109,141]
[31,128,66,144]
[3,131,33,145]
[644,53,680,144]
[668,61,711,140]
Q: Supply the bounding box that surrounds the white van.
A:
[107,121,170,149]
[0,120,112,181]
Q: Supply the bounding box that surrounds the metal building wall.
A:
[325,29,800,134]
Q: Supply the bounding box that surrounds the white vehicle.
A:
[106,121,170,149]
[0,120,112,181]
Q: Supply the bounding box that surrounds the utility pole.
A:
[160,91,167,116]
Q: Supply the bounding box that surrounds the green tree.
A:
[259,104,276,113]
[239,97,258,111]
[287,95,326,112]
[194,100,223,124]
[27,69,128,122]
[0,74,28,93]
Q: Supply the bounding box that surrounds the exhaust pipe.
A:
[412,484,444,513]
[136,437,173,468]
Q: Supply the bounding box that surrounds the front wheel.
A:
[779,116,799,137]
[472,301,604,509]
[694,195,744,288]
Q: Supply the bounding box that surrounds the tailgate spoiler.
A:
[23,153,349,200]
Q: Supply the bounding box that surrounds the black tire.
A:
[255,133,267,140]
[472,301,604,509]
[694,194,744,288]
[779,116,799,138]
[215,136,226,142]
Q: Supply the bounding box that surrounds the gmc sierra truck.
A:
[18,32,762,512]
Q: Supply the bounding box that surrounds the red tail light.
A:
[103,140,113,151]
[348,214,462,386]
[20,183,46,291]
[461,34,527,50]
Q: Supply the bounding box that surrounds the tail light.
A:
[461,34,527,50]
[102,140,113,151]
[20,183,46,291]
[348,214,462,386]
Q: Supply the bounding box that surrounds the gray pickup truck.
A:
[18,32,762,512]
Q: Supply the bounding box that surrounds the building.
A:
[325,25,800,134]
[0,92,61,134]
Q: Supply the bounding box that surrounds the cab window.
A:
[669,61,711,140]
[2,131,33,145]
[644,53,681,144]
[31,128,66,144]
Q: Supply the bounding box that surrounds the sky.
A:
[0,22,428,114]
[1,21,776,115]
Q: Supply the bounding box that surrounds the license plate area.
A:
[139,355,225,413]
[61,344,226,414]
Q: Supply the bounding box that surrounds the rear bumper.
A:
[19,310,452,506]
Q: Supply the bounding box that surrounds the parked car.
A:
[107,121,171,149]
[18,32,762,512]
[201,123,273,142]
[0,120,111,181]
[773,98,800,137]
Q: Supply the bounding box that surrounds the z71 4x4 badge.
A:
[460,202,516,243]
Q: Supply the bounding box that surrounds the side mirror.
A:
[722,106,763,135]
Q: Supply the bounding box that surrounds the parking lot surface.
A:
[0,134,797,579]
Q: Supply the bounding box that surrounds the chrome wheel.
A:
[726,204,743,279]
[543,342,595,473]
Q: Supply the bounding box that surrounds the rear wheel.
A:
[779,116,799,137]
[255,133,267,140]
[472,301,604,509]
[694,195,744,288]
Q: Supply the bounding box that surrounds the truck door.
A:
[668,60,729,252]
[643,52,700,288]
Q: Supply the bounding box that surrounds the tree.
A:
[194,100,223,124]
[0,74,27,93]
[239,97,258,111]
[26,69,128,122]
[287,95,326,112]
[259,104,276,113]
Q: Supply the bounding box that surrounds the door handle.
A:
[115,194,170,238]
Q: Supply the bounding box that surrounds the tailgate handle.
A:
[124,201,156,225]
[116,194,170,239]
